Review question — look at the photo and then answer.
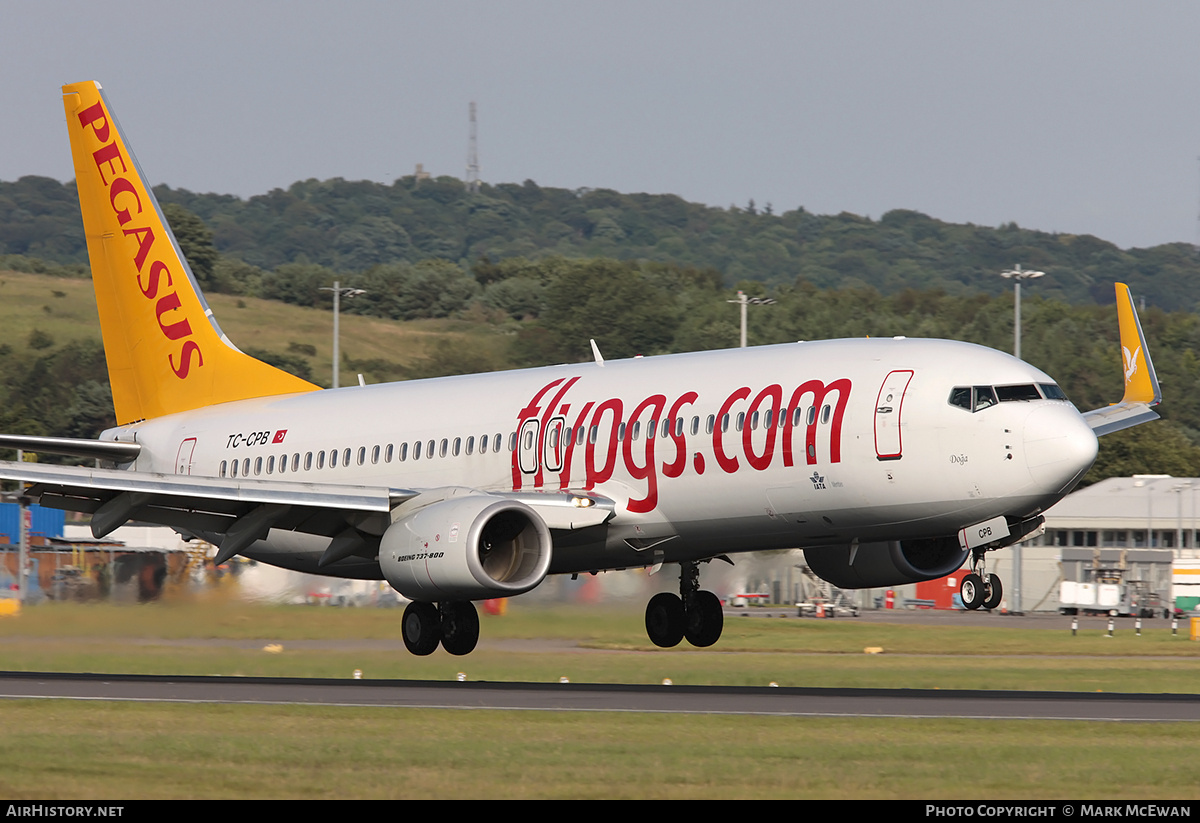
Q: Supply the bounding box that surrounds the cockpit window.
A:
[973,386,997,411]
[950,382,1071,412]
[995,384,1041,402]
[948,387,972,410]
[1039,383,1069,401]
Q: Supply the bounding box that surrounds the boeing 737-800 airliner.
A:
[0,82,1162,655]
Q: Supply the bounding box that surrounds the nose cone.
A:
[1023,405,1099,495]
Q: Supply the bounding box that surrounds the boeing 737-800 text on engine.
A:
[0,82,1163,655]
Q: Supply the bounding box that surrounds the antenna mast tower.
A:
[466,102,480,193]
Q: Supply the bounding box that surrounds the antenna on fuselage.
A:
[590,339,605,367]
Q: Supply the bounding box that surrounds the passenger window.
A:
[466,436,474,455]
[317,451,325,470]
[220,460,228,478]
[398,442,408,461]
[453,437,461,457]
[371,445,380,464]
[305,452,313,471]
[413,441,422,460]
[267,456,275,474]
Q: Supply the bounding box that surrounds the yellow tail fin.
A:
[62,81,319,425]
[1114,282,1161,406]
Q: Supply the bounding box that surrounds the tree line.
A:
[5,172,1200,310]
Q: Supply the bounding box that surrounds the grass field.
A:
[1,600,1199,799]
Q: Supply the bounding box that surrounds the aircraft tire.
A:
[440,601,480,656]
[645,592,685,648]
[685,590,724,647]
[982,575,1003,610]
[402,601,442,655]
[960,573,985,610]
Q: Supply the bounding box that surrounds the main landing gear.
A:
[960,548,1003,611]
[401,600,480,656]
[644,560,724,648]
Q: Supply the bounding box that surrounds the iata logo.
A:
[76,100,204,380]
[809,471,826,490]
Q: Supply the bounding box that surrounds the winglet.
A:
[1081,283,1161,436]
[1114,282,1161,407]
[62,81,319,425]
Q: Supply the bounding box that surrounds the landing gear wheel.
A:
[960,573,985,610]
[645,592,685,648]
[982,575,1003,610]
[685,590,724,647]
[402,601,442,656]
[440,601,480,656]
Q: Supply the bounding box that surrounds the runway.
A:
[2,671,1198,721]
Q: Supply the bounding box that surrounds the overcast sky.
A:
[5,1,1200,251]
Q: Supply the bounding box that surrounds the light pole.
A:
[999,264,1045,361]
[999,265,1043,614]
[319,282,366,389]
[726,290,775,348]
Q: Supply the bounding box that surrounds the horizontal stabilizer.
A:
[0,434,141,464]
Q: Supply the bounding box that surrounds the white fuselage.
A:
[107,337,1099,577]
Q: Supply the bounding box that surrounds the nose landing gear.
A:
[644,560,724,648]
[960,548,1003,611]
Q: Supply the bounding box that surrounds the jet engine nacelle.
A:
[803,537,967,589]
[380,496,552,601]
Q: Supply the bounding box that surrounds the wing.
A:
[0,460,613,569]
[1081,283,1162,436]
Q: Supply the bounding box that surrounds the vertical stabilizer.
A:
[62,81,319,424]
[1114,282,1161,406]
[1081,283,1161,436]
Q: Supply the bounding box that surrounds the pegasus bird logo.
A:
[1123,345,1140,383]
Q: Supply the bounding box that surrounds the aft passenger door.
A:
[175,437,197,475]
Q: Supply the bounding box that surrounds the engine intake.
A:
[380,495,552,601]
